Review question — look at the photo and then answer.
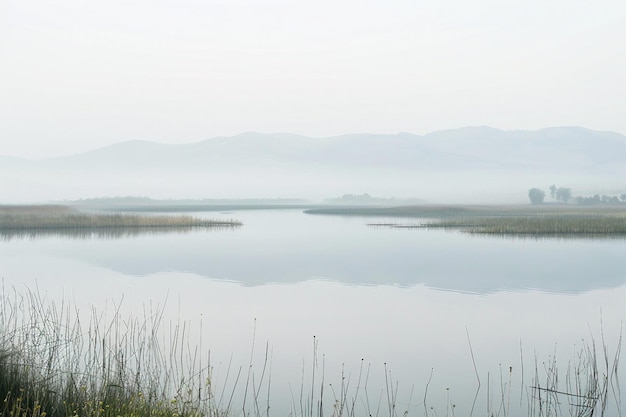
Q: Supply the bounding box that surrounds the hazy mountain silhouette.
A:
[2,126,625,203]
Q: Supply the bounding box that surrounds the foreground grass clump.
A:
[0,290,222,417]
[0,205,241,230]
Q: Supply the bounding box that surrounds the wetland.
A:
[1,204,625,416]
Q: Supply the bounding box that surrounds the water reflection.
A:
[2,210,626,294]
[470,232,626,242]
[0,226,238,241]
[2,209,625,417]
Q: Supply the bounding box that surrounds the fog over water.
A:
[2,1,626,415]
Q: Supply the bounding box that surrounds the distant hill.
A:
[2,127,625,203]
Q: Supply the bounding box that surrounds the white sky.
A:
[1,0,625,159]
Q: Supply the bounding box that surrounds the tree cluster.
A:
[548,184,572,203]
[528,188,546,204]
[575,194,626,205]
[528,185,572,204]
[528,185,626,205]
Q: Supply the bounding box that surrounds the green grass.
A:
[0,205,241,231]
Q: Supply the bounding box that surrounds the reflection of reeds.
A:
[0,226,238,242]
[0,205,241,232]
[525,331,622,417]
[422,331,622,417]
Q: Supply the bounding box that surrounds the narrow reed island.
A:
[0,205,241,230]
[305,204,626,236]
[425,214,626,235]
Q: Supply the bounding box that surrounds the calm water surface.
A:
[1,209,625,416]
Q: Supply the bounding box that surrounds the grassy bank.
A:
[306,205,626,236]
[425,215,626,235]
[0,205,241,231]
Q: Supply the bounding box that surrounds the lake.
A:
[1,208,625,416]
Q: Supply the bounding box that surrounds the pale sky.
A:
[1,0,625,159]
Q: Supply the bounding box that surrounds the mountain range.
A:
[2,126,625,203]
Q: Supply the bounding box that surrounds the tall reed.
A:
[0,205,241,230]
[0,288,621,417]
[0,288,223,417]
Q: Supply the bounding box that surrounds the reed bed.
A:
[0,289,383,417]
[0,289,227,417]
[0,288,622,417]
[0,205,241,231]
[427,215,626,235]
[331,204,626,236]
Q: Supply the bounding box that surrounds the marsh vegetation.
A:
[424,215,626,235]
[0,289,622,417]
[0,205,241,233]
[306,205,626,236]
[0,289,218,417]
[2,205,625,416]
